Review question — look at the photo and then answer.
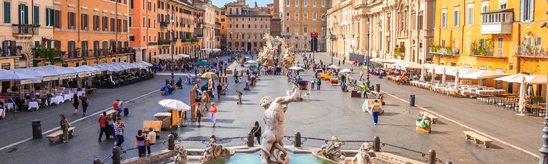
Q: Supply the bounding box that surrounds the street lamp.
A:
[539,12,548,163]
[366,15,370,88]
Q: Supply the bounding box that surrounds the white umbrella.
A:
[507,75,547,84]
[227,61,242,71]
[138,61,152,66]
[158,99,191,111]
[447,68,478,78]
[403,63,422,69]
[419,64,425,82]
[441,68,447,86]
[462,70,509,79]
[518,77,527,115]
[289,66,304,71]
[14,68,59,81]
[340,69,351,73]
[327,65,338,69]
[494,74,527,82]
[454,71,460,93]
[0,69,40,81]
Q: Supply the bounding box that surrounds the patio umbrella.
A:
[507,75,548,84]
[15,68,59,81]
[447,68,478,78]
[158,99,191,111]
[441,68,447,86]
[494,74,527,82]
[138,61,152,66]
[327,65,338,69]
[462,70,509,79]
[419,64,425,82]
[201,72,219,79]
[289,66,304,71]
[339,69,351,73]
[0,69,40,82]
[518,77,527,115]
[194,61,211,66]
[430,67,436,85]
[227,61,242,71]
[454,71,460,93]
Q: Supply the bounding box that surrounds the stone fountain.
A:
[257,33,295,67]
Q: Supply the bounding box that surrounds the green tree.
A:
[35,44,60,65]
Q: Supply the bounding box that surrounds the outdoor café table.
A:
[28,102,39,110]
[50,96,64,105]
[4,103,13,111]
[63,93,74,101]
[77,91,86,97]
[0,108,4,118]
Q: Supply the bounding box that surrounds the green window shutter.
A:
[50,9,55,26]
[46,8,50,26]
[34,6,39,25]
[24,5,28,24]
[18,4,21,24]
[4,2,10,23]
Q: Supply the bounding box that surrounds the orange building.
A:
[51,0,131,67]
[129,0,158,63]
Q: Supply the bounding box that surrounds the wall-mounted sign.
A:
[496,68,504,73]
[479,66,487,70]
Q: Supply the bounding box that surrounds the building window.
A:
[441,12,447,28]
[68,12,76,29]
[255,24,257,28]
[242,24,244,28]
[33,6,39,24]
[313,0,316,6]
[248,24,251,28]
[521,0,533,21]
[322,0,325,6]
[467,6,473,26]
[453,10,459,27]
[286,0,290,6]
[286,26,290,32]
[482,5,489,23]
[46,8,55,26]
[304,0,307,6]
[466,37,470,51]
[255,17,257,21]
[229,24,232,28]
[4,2,12,23]
[295,0,299,6]
[304,26,307,33]
[500,3,507,9]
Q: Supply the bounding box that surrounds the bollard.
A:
[247,132,254,147]
[93,158,102,164]
[410,94,415,106]
[112,146,121,164]
[373,136,380,152]
[168,134,175,150]
[294,132,302,147]
[427,149,436,164]
[376,84,380,93]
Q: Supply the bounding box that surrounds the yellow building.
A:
[281,0,330,52]
[0,0,55,69]
[433,0,548,75]
[224,0,272,51]
[51,0,132,67]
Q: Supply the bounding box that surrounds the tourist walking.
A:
[134,130,146,157]
[363,83,368,98]
[372,100,381,125]
[80,95,89,116]
[58,115,70,143]
[251,121,262,145]
[98,112,108,142]
[236,91,242,104]
[146,128,156,155]
[114,118,125,147]
[202,91,210,111]
[72,94,80,115]
[317,78,321,90]
[360,71,364,81]
[210,103,217,127]
[196,103,203,127]
[217,83,222,100]
[113,99,122,116]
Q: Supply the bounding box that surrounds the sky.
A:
[210,0,272,8]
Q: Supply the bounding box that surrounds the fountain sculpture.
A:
[174,144,188,164]
[257,34,295,67]
[317,136,345,162]
[200,135,231,163]
[258,85,300,164]
[351,143,373,164]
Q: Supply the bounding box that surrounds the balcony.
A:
[160,22,169,28]
[158,39,171,46]
[469,48,506,58]
[515,45,548,58]
[67,51,79,59]
[115,48,133,54]
[429,47,459,57]
[480,9,513,34]
[281,32,291,36]
[148,42,157,45]
[94,49,105,56]
[12,24,39,37]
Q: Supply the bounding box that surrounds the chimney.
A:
[255,2,258,8]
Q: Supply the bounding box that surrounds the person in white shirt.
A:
[146,128,156,155]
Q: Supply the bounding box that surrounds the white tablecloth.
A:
[28,102,39,110]
[4,103,13,110]
[50,96,64,105]
[77,91,86,97]
[64,93,74,101]
[0,109,4,118]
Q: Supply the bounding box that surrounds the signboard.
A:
[479,66,487,70]
[78,72,92,77]
[42,76,59,81]
[60,73,77,80]
[310,32,318,38]
[21,79,42,84]
[496,68,504,73]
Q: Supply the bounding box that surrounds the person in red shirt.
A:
[98,112,108,142]
[113,99,121,116]
[210,103,217,127]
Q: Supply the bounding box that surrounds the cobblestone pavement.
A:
[0,53,539,164]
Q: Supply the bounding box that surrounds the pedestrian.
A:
[363,83,368,98]
[310,77,315,90]
[210,102,217,127]
[134,130,146,157]
[338,60,340,66]
[202,91,210,111]
[98,112,108,142]
[80,95,89,116]
[58,115,70,143]
[251,121,262,145]
[146,128,156,155]
[72,94,80,115]
[217,83,222,100]
[372,100,381,125]
[350,66,354,74]
[114,118,125,147]
[317,78,321,90]
[196,103,203,127]
[113,99,122,116]
[360,71,364,81]
[236,90,242,104]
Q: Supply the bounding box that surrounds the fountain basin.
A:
[207,151,336,164]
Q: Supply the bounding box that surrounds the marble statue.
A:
[351,143,372,164]
[257,33,294,67]
[317,136,345,162]
[259,85,300,164]
[200,135,230,163]
[174,144,188,164]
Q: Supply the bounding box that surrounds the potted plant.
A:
[7,45,13,51]
[470,41,478,55]
[16,46,23,51]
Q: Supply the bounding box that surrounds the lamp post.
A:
[539,13,548,163]
[366,15,370,88]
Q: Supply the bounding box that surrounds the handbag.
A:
[145,138,149,146]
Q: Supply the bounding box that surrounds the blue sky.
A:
[210,0,272,7]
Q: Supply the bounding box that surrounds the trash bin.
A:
[376,84,380,93]
[32,120,42,139]
[410,95,415,106]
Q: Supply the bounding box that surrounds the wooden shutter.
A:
[34,6,39,24]
[123,20,127,32]
[2,41,7,56]
[46,8,50,26]
[24,5,28,24]
[4,2,10,23]
[54,40,61,50]
[11,41,17,56]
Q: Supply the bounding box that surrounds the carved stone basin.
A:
[207,151,335,164]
